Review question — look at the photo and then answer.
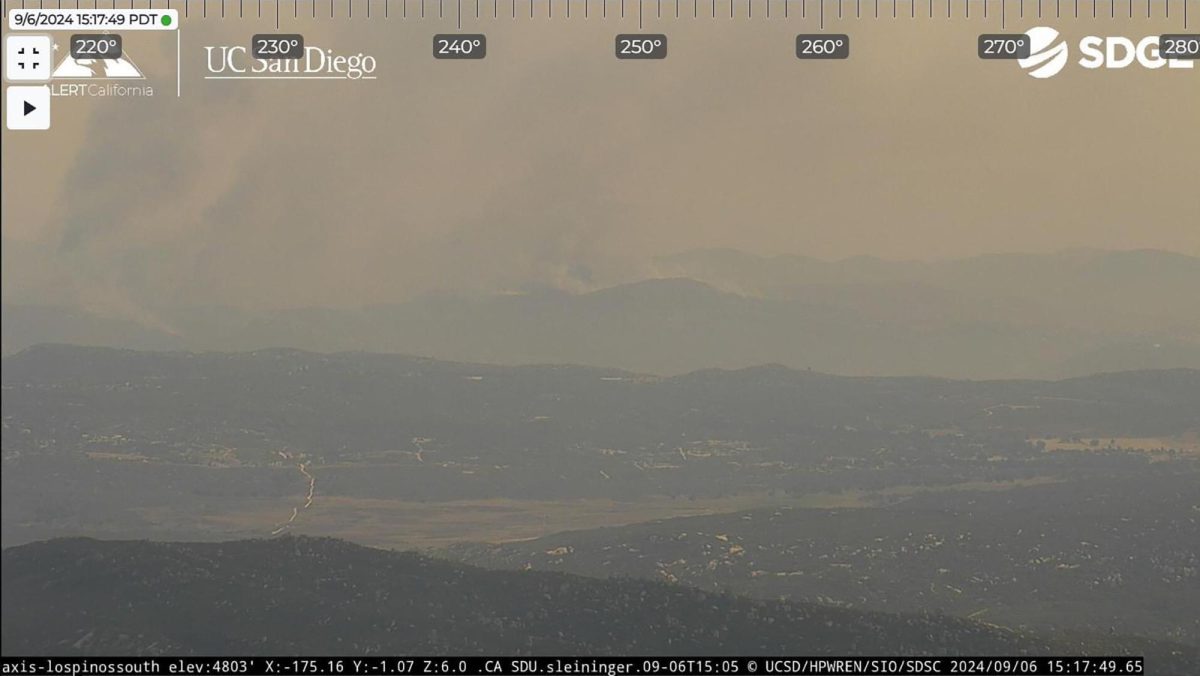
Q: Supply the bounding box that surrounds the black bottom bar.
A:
[0,655,1146,676]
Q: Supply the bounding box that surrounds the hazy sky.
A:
[3,6,1198,314]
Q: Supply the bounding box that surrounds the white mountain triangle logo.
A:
[53,50,144,79]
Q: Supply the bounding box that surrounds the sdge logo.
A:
[1018,27,1194,78]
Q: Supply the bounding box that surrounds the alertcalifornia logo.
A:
[1018,27,1194,78]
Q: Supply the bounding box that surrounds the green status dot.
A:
[161,15,173,26]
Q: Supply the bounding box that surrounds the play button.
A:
[6,85,51,130]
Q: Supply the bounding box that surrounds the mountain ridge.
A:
[5,249,1198,379]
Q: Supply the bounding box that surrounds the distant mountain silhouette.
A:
[4,250,1199,379]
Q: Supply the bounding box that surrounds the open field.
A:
[196,474,1060,549]
[1034,435,1200,460]
[4,445,1063,549]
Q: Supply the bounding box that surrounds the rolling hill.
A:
[2,536,1060,657]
